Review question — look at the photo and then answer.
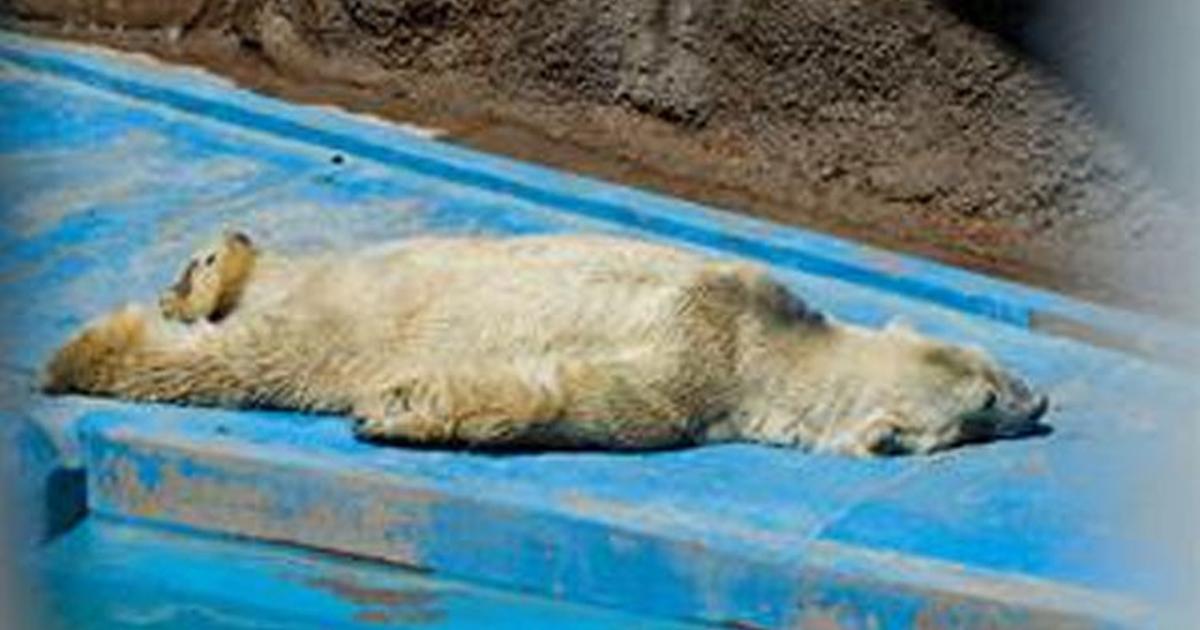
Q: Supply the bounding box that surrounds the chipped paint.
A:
[31,518,697,628]
[76,408,1150,629]
[86,431,435,568]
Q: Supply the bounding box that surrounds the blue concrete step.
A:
[75,404,1148,628]
[26,517,699,629]
[1,30,1192,629]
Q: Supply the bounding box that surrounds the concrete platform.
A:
[1,32,1194,628]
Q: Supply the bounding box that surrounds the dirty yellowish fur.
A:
[43,232,1048,456]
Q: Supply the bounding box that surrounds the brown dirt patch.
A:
[4,0,1195,321]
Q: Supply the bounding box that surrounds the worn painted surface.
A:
[0,370,87,547]
[29,517,698,629]
[0,32,1193,628]
[77,405,1156,628]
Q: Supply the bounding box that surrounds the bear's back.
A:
[233,234,808,381]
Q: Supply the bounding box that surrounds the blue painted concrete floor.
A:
[1,32,1195,628]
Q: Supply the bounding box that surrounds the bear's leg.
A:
[352,385,451,444]
[352,357,706,450]
[42,305,150,395]
[733,410,821,450]
[352,364,567,448]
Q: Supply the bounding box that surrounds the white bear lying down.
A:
[42,231,1049,456]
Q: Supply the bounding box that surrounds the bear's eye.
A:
[982,390,998,410]
[204,254,217,266]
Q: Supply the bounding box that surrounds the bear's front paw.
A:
[352,410,452,445]
[352,416,396,443]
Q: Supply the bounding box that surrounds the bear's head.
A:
[825,321,1050,456]
[159,231,257,324]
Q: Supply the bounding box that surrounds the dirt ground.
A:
[4,0,1196,321]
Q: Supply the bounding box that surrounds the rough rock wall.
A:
[152,0,1149,227]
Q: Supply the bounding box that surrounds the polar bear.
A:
[43,231,1049,456]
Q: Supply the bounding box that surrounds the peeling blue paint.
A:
[31,518,700,629]
[72,403,1153,627]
